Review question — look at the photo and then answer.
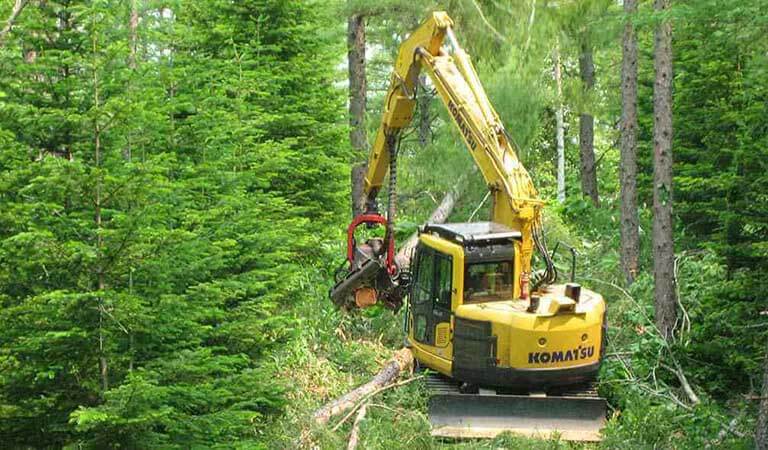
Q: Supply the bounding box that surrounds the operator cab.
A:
[407,222,525,354]
[419,222,523,305]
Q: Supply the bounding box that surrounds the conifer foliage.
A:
[0,0,345,447]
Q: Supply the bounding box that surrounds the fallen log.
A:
[313,347,413,426]
[395,167,476,268]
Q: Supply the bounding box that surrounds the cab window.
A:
[413,249,434,304]
[435,254,452,310]
[464,260,514,303]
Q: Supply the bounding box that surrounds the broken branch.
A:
[313,347,413,426]
[346,402,367,450]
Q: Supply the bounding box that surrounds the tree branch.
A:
[346,402,367,450]
[313,348,414,426]
[469,0,506,44]
[0,0,29,48]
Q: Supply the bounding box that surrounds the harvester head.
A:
[329,213,408,311]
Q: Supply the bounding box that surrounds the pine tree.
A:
[652,0,676,340]
[620,0,640,285]
[0,0,347,447]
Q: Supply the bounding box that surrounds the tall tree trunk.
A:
[757,337,768,450]
[124,0,139,161]
[652,0,676,340]
[579,41,599,207]
[418,74,431,148]
[554,43,565,204]
[93,34,108,391]
[0,0,28,48]
[348,13,367,217]
[620,0,640,286]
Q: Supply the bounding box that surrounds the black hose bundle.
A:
[532,215,558,291]
[384,131,400,273]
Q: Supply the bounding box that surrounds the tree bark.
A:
[348,13,367,217]
[313,348,413,426]
[652,0,677,340]
[757,337,768,450]
[579,41,599,207]
[418,74,431,147]
[620,0,640,286]
[0,0,28,48]
[554,44,565,204]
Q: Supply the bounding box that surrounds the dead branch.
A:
[673,255,691,342]
[660,361,700,405]
[313,348,413,426]
[468,191,491,222]
[346,402,367,450]
[469,0,506,43]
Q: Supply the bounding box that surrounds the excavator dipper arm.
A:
[362,11,547,289]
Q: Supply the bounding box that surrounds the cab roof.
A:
[421,222,522,245]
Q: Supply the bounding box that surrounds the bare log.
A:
[395,168,476,268]
[346,402,367,450]
[313,348,413,426]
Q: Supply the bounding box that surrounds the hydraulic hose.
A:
[384,131,399,270]
[532,216,558,290]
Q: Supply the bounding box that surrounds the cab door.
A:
[410,245,453,347]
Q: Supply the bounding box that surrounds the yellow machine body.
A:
[405,229,605,388]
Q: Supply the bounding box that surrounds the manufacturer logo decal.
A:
[448,101,478,151]
[528,345,595,364]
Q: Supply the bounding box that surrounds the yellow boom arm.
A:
[363,11,544,279]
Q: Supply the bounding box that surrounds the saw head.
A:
[329,214,409,311]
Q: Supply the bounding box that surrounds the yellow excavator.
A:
[330,12,607,441]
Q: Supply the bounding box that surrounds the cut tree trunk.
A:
[620,0,640,286]
[579,41,599,207]
[313,348,413,426]
[395,169,475,268]
[757,337,768,450]
[348,13,367,217]
[554,43,565,204]
[652,0,677,340]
